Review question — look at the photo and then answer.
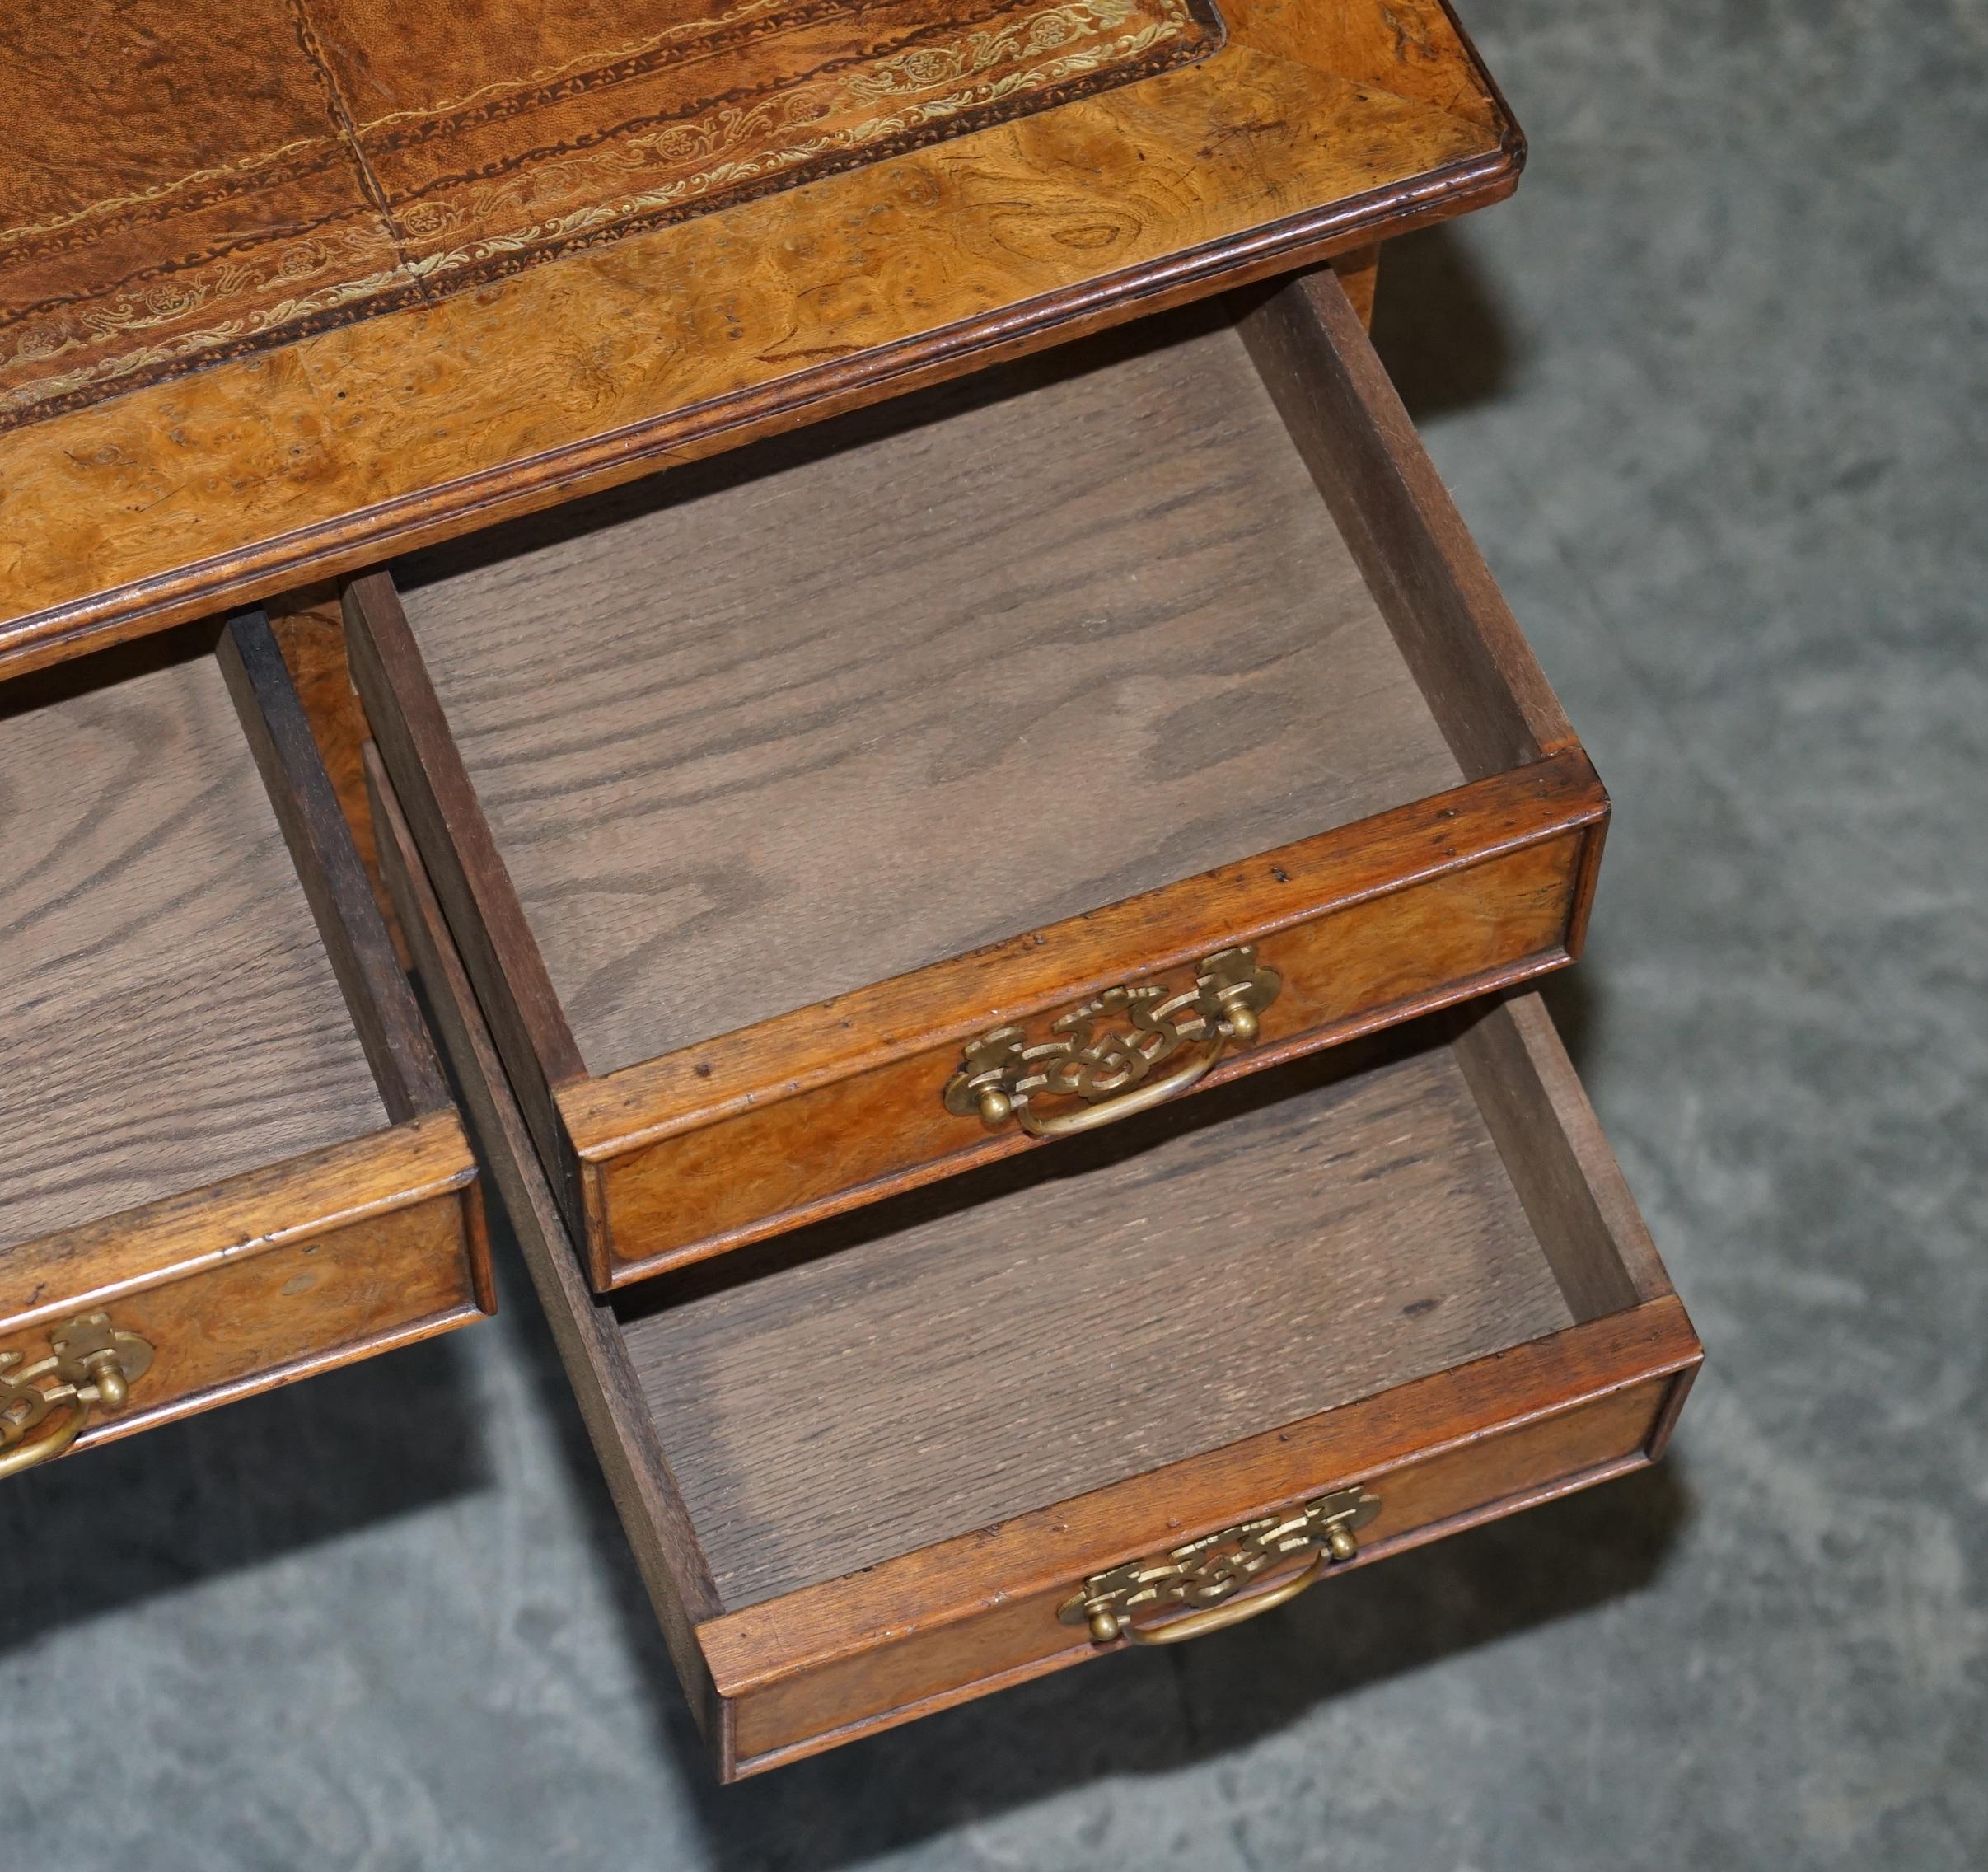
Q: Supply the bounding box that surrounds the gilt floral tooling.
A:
[0,0,1220,428]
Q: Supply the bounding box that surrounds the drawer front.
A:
[717,1361,1688,1774]
[570,781,1602,1282]
[1,1138,484,1463]
[352,263,1609,1295]
[715,1359,1677,1772]
[1,612,489,1477]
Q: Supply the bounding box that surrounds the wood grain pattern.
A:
[218,607,451,1123]
[269,586,404,953]
[1648,1363,1698,1462]
[671,995,1697,1774]
[1238,0,1507,129]
[0,1113,470,1331]
[621,1035,1574,1610]
[1329,244,1382,328]
[0,629,492,1459]
[398,307,1460,1077]
[0,0,1520,676]
[687,996,1691,1686]
[573,772,1599,1281]
[1452,994,1672,1314]
[344,569,594,1252]
[0,646,384,1249]
[700,1291,1697,1696]
[0,0,1219,430]
[2,1162,484,1453]
[311,0,1223,307]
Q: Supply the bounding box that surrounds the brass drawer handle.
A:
[0,1314,154,1481]
[1058,1486,1379,1646]
[944,945,1282,1139]
[1127,1546,1327,1645]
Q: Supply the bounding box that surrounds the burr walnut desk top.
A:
[0,0,1519,677]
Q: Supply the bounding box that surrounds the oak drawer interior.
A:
[353,267,1610,1290]
[393,304,1463,1071]
[620,1020,1616,1611]
[0,618,488,1464]
[2,650,383,1243]
[379,746,1696,1781]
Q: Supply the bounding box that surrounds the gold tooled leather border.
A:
[0,0,1223,433]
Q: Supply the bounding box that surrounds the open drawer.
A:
[0,615,489,1477]
[349,265,1610,1293]
[378,748,1699,1781]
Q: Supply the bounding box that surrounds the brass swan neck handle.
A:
[944,946,1281,1139]
[1059,1488,1381,1646]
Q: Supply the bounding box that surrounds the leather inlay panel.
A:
[0,2,408,433]
[0,0,1220,429]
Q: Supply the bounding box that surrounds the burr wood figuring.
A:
[0,0,1521,680]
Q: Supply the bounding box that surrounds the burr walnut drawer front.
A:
[380,757,1697,1781]
[349,264,1608,1295]
[0,615,489,1479]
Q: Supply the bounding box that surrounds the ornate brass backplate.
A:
[1058,1486,1381,1645]
[0,1313,154,1480]
[943,945,1282,1138]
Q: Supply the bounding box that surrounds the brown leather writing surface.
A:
[0,0,1219,429]
[0,3,404,429]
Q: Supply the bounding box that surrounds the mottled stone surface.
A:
[3,1,1983,1863]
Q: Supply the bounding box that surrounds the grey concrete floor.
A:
[5,1,1984,1864]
